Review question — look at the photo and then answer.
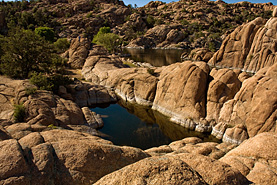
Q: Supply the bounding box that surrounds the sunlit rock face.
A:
[153,61,209,123]
[209,11,277,73]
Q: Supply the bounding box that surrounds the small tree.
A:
[35,26,55,42]
[92,27,121,52]
[0,28,60,78]
[54,38,70,53]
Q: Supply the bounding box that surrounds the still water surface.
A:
[123,48,186,67]
[91,100,219,150]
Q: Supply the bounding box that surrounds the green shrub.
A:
[30,72,73,94]
[13,104,25,123]
[92,27,121,52]
[54,38,70,53]
[35,26,55,42]
[146,15,155,26]
[0,28,59,79]
[147,68,155,75]
[25,87,37,95]
[48,124,57,129]
[30,72,53,91]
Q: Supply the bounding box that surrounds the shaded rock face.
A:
[206,68,241,122]
[218,63,277,138]
[82,55,157,106]
[127,24,185,48]
[14,81,85,127]
[0,129,149,185]
[153,61,209,122]
[68,36,91,69]
[209,15,277,73]
[62,80,117,107]
[0,76,22,121]
[220,132,277,184]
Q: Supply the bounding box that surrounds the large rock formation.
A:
[67,36,91,69]
[95,153,249,185]
[95,155,208,185]
[209,9,277,73]
[153,61,209,124]
[206,68,241,122]
[82,55,157,106]
[0,129,149,185]
[217,63,277,138]
[220,132,277,184]
[208,17,266,71]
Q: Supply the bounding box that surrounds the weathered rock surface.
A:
[153,61,209,124]
[244,14,277,72]
[209,17,266,71]
[209,12,277,73]
[63,80,117,107]
[68,36,90,69]
[183,48,214,62]
[95,153,249,185]
[206,68,241,122]
[95,155,208,185]
[0,76,22,121]
[218,63,277,138]
[177,153,250,185]
[220,132,277,184]
[82,55,158,106]
[145,136,236,160]
[0,129,149,185]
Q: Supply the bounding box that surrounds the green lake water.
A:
[91,100,219,150]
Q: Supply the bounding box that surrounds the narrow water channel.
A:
[91,100,219,150]
[122,48,187,67]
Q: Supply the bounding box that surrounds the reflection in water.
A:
[91,100,220,150]
[123,48,187,67]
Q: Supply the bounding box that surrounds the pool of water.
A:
[122,48,187,67]
[91,100,219,150]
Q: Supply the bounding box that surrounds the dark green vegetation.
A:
[30,72,73,94]
[0,28,65,79]
[13,104,25,123]
[92,27,122,52]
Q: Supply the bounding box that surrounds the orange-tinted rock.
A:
[220,132,277,184]
[94,155,208,185]
[153,61,209,123]
[206,68,241,122]
[209,17,266,72]
[219,63,277,138]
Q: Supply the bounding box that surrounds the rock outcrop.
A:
[209,17,266,71]
[61,80,117,107]
[220,132,277,184]
[209,10,277,73]
[217,63,277,138]
[206,68,241,122]
[153,61,209,124]
[0,129,149,185]
[67,36,91,69]
[95,153,249,185]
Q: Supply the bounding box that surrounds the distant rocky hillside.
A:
[0,0,275,49]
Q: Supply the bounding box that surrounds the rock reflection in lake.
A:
[91,100,219,150]
[123,48,187,67]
